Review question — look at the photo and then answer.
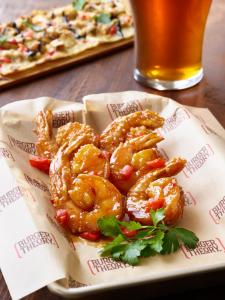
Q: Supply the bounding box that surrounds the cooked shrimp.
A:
[50,130,100,204]
[126,157,186,225]
[71,144,110,178]
[57,174,124,233]
[35,110,99,159]
[55,121,99,147]
[35,110,58,159]
[100,110,164,154]
[110,133,163,194]
[126,126,153,140]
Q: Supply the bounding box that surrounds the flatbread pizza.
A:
[0,0,134,76]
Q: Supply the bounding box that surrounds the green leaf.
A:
[100,234,125,256]
[97,216,121,237]
[111,244,127,260]
[171,228,199,249]
[122,240,146,265]
[161,230,180,254]
[119,220,142,231]
[0,35,7,44]
[22,20,44,32]
[96,13,111,24]
[147,231,164,253]
[151,208,165,227]
[72,0,85,10]
[134,228,154,239]
[141,244,157,257]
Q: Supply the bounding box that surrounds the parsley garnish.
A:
[96,13,111,24]
[98,209,199,266]
[72,0,85,11]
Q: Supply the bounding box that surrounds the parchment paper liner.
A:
[0,91,224,300]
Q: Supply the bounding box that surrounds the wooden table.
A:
[0,1,225,299]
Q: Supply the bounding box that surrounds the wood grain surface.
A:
[0,0,225,299]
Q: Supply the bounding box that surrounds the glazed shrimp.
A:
[59,174,124,233]
[110,132,164,194]
[35,110,58,159]
[71,144,110,178]
[126,126,154,140]
[55,121,99,147]
[126,157,186,225]
[100,110,164,154]
[50,127,100,204]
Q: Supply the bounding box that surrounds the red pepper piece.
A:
[120,165,134,180]
[29,156,51,174]
[55,209,69,227]
[121,228,137,238]
[0,57,12,63]
[80,231,101,241]
[145,198,165,213]
[108,24,117,35]
[9,39,18,45]
[146,158,165,170]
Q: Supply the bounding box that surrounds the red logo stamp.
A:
[161,108,190,134]
[87,257,129,275]
[24,173,50,194]
[53,111,77,128]
[209,196,225,224]
[183,144,214,178]
[183,191,197,206]
[0,186,24,210]
[107,101,143,121]
[181,238,225,259]
[8,135,36,155]
[14,231,59,258]
[0,147,15,161]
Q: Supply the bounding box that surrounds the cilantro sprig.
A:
[97,209,199,266]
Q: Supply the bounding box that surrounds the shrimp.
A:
[35,110,58,159]
[126,157,186,225]
[110,132,164,194]
[57,174,124,233]
[35,109,99,159]
[100,110,164,154]
[50,127,100,204]
[71,144,110,178]
[126,126,154,140]
[55,121,99,147]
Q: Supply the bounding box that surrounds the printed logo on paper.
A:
[87,257,129,275]
[209,195,225,224]
[24,173,50,194]
[53,111,77,128]
[181,238,225,259]
[0,186,25,211]
[183,191,197,207]
[161,107,190,134]
[0,147,15,161]
[8,135,36,155]
[183,144,214,178]
[14,231,59,258]
[107,101,143,120]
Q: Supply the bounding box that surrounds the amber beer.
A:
[130,0,212,90]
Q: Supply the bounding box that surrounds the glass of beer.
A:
[130,0,212,90]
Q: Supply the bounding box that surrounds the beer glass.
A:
[130,0,212,90]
